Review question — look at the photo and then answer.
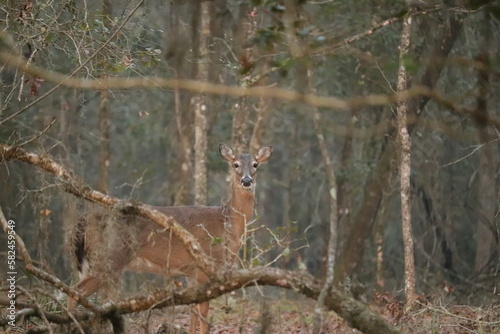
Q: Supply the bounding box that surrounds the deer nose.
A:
[241,176,253,187]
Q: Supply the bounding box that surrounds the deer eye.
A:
[253,163,259,168]
[233,163,240,168]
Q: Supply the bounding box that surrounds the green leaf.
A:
[211,237,223,246]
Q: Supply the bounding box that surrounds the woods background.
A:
[0,0,499,333]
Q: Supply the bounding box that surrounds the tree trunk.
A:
[396,9,416,310]
[231,3,258,152]
[283,0,339,330]
[98,88,110,194]
[98,0,112,194]
[474,11,497,274]
[191,1,211,206]
[168,3,193,206]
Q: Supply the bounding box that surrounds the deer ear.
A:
[255,145,272,163]
[219,143,235,162]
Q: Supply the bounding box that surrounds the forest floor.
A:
[124,292,500,334]
[8,287,499,333]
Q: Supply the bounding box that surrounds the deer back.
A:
[74,204,240,281]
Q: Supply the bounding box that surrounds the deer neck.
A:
[226,182,255,240]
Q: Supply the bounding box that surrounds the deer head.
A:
[219,143,273,192]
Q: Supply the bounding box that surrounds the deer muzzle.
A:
[241,176,253,188]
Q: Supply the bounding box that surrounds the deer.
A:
[67,143,273,334]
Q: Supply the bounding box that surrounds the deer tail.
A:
[74,217,87,273]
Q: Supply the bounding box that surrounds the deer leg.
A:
[188,270,210,334]
[67,274,101,310]
[198,301,209,334]
[189,301,209,334]
[189,306,198,334]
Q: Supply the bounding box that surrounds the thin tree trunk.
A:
[231,98,251,152]
[310,86,339,332]
[474,11,497,274]
[169,3,192,206]
[374,181,396,290]
[98,0,112,194]
[191,1,210,206]
[249,58,272,152]
[98,88,110,193]
[249,95,269,152]
[283,0,338,330]
[231,3,258,152]
[60,90,79,274]
[396,10,416,310]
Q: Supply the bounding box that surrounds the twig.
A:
[421,302,500,327]
[440,139,499,167]
[34,288,86,334]
[0,299,93,328]
[17,118,57,147]
[16,286,54,334]
[17,49,38,102]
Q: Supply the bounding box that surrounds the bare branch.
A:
[17,118,57,147]
[16,286,54,334]
[314,6,443,57]
[2,47,498,130]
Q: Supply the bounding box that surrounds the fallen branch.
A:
[0,301,92,327]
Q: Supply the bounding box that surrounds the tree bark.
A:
[473,11,497,274]
[396,9,417,310]
[231,3,258,152]
[98,88,110,194]
[191,1,211,206]
[98,0,112,194]
[168,3,193,206]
